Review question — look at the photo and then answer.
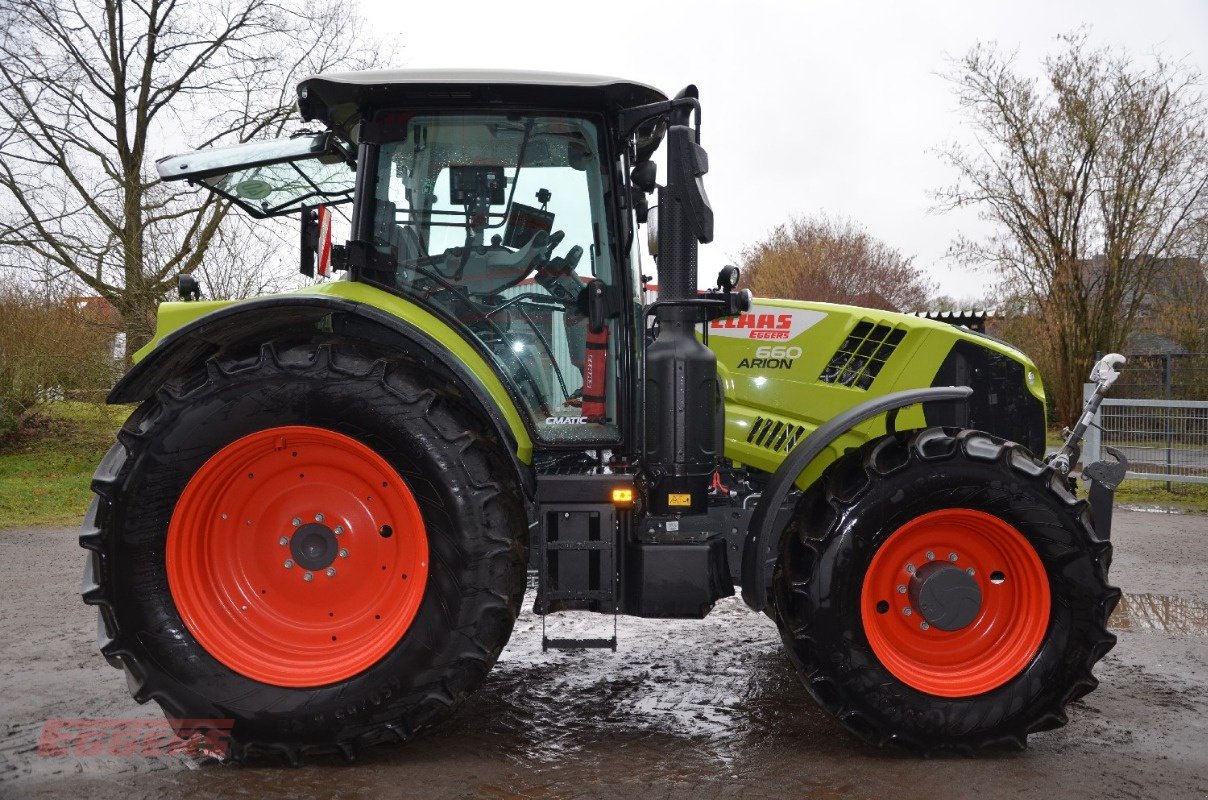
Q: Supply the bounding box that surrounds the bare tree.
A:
[937,32,1208,425]
[194,216,304,301]
[0,0,386,351]
[737,213,935,312]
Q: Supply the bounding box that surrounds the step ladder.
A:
[534,469,632,652]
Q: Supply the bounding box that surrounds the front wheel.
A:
[80,342,528,761]
[774,427,1119,753]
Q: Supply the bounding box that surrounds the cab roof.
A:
[296,69,669,152]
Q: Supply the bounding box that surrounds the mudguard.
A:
[739,386,973,611]
[111,281,534,466]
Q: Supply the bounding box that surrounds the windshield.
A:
[364,112,622,444]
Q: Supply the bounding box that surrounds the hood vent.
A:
[818,321,905,390]
[747,416,808,453]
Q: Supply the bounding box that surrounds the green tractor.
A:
[80,69,1127,760]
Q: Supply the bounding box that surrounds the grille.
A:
[818,321,905,390]
[747,416,808,453]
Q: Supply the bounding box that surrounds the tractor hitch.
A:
[1048,353,1129,540]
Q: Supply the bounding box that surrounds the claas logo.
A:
[710,313,795,340]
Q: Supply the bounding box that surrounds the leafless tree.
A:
[0,0,386,351]
[737,213,935,312]
[937,32,1208,425]
[194,216,305,301]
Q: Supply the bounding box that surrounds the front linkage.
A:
[1049,353,1131,539]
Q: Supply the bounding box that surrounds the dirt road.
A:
[2,509,1206,799]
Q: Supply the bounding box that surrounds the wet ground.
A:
[2,509,1206,799]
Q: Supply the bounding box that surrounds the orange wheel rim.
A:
[860,508,1050,697]
[167,426,428,687]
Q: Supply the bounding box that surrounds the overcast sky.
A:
[360,0,1207,302]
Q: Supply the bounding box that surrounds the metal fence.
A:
[1083,384,1208,487]
[1107,352,1208,401]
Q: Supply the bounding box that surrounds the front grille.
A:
[747,416,808,452]
[818,321,905,390]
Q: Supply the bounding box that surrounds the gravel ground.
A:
[1,509,1206,800]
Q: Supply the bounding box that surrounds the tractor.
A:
[80,69,1127,761]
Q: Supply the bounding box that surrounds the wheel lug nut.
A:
[284,559,294,569]
[948,552,958,561]
[279,536,288,546]
[303,572,313,582]
[903,607,913,616]
[920,621,930,631]
[897,584,906,594]
[339,548,349,558]
[291,517,301,527]
[315,513,325,522]
[326,567,336,577]
[905,563,915,574]
[334,526,343,535]
[966,567,976,576]
[925,551,935,561]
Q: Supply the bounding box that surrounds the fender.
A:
[109,292,536,477]
[739,385,973,611]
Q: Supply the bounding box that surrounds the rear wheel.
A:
[773,427,1119,753]
[80,342,528,761]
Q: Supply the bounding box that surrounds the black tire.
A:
[773,427,1119,753]
[79,342,528,762]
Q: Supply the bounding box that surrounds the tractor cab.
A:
[159,70,680,448]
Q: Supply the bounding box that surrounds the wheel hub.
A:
[909,561,982,631]
[166,425,429,687]
[860,508,1052,697]
[289,522,338,570]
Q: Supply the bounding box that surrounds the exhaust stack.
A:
[642,86,718,516]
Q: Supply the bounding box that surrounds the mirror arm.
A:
[618,96,700,141]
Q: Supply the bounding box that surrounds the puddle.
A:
[1109,592,1208,635]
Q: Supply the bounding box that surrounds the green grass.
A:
[1046,429,1208,512]
[1108,480,1208,513]
[1,407,1203,528]
[0,402,129,528]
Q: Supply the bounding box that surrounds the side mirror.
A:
[631,160,657,194]
[665,124,713,245]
